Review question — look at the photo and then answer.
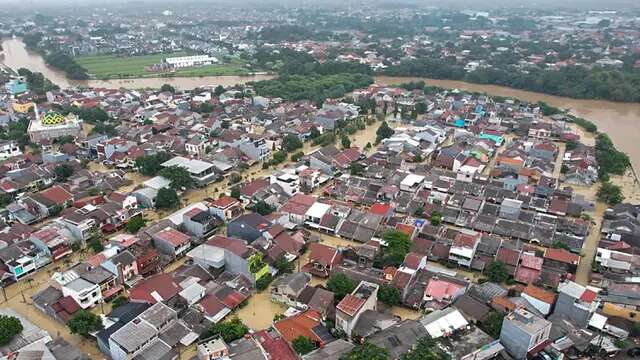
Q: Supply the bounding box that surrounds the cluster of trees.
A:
[200,317,248,342]
[326,273,355,302]
[68,310,103,337]
[0,117,31,148]
[17,68,59,95]
[156,188,180,209]
[374,230,412,268]
[135,152,173,176]
[159,166,195,189]
[375,122,394,143]
[595,134,629,179]
[44,52,88,80]
[0,315,23,345]
[384,59,640,102]
[341,337,450,360]
[251,73,373,105]
[597,181,625,206]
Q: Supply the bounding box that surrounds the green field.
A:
[75,52,253,79]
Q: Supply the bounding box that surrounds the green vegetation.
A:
[597,181,625,205]
[595,134,629,179]
[385,59,640,102]
[292,336,316,355]
[160,165,195,189]
[430,211,443,226]
[88,237,104,253]
[75,53,252,79]
[375,122,394,143]
[256,273,273,291]
[251,73,373,104]
[160,84,176,93]
[125,215,146,233]
[552,241,571,251]
[0,315,23,345]
[17,68,59,95]
[326,273,355,302]
[156,188,180,209]
[342,342,389,360]
[255,200,276,216]
[112,296,128,309]
[379,230,412,267]
[67,310,103,337]
[44,52,88,80]
[481,312,504,339]
[54,163,74,181]
[273,255,295,274]
[200,317,248,342]
[341,135,351,149]
[349,162,365,176]
[402,337,451,360]
[135,152,172,176]
[291,151,305,162]
[281,135,304,152]
[377,284,401,306]
[271,151,287,165]
[487,261,509,283]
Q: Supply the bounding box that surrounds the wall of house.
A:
[183,217,206,238]
[554,292,591,327]
[310,156,333,176]
[224,251,253,284]
[500,319,533,360]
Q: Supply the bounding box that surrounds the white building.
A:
[62,277,102,309]
[336,281,379,337]
[400,173,425,192]
[270,172,300,196]
[165,55,219,68]
[0,140,22,159]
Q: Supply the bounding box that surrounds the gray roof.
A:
[272,272,310,294]
[139,302,176,329]
[303,339,354,360]
[368,320,428,359]
[80,267,114,285]
[65,278,97,292]
[132,338,176,360]
[111,319,157,353]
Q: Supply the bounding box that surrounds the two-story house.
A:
[335,281,379,337]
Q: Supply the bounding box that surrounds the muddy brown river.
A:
[3,37,640,171]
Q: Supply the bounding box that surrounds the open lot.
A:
[75,52,252,79]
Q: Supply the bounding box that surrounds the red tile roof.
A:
[40,185,73,205]
[515,266,541,284]
[425,279,464,301]
[369,202,392,216]
[336,294,366,317]
[308,243,338,267]
[395,223,416,237]
[402,252,424,270]
[497,247,521,266]
[198,294,227,316]
[129,273,181,304]
[155,228,191,247]
[580,289,597,303]
[254,330,298,360]
[274,310,324,344]
[544,248,580,265]
[207,235,249,257]
[453,233,479,248]
[211,195,239,209]
[520,254,543,270]
[240,178,270,197]
[523,284,556,304]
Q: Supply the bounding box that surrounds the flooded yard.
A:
[235,288,285,331]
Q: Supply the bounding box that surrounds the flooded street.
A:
[376,76,640,173]
[0,38,274,90]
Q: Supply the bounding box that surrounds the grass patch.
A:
[75,53,252,79]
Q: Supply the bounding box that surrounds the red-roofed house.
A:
[369,202,393,219]
[279,193,317,224]
[40,185,74,207]
[522,284,556,315]
[302,243,342,278]
[544,248,580,271]
[274,310,327,346]
[129,273,181,304]
[449,232,480,267]
[211,195,243,221]
[253,330,298,360]
[152,227,192,257]
[424,278,466,308]
[515,253,543,284]
[401,252,427,272]
[335,281,379,337]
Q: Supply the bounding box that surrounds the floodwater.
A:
[376,76,640,173]
[0,38,274,90]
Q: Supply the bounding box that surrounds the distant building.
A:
[28,106,82,142]
[552,280,599,327]
[161,156,218,186]
[5,78,27,95]
[164,55,219,68]
[335,281,379,337]
[500,308,552,360]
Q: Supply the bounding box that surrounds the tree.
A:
[125,215,146,233]
[271,151,286,165]
[160,165,195,189]
[382,230,411,267]
[341,135,351,149]
[255,200,275,216]
[0,316,23,345]
[481,312,504,339]
[54,163,74,181]
[486,261,509,283]
[273,255,295,274]
[228,173,242,184]
[378,284,401,306]
[135,152,172,176]
[292,336,316,355]
[375,121,394,143]
[402,337,450,360]
[156,188,180,209]
[430,211,442,226]
[349,162,365,176]
[342,342,389,360]
[230,186,241,199]
[282,135,303,152]
[291,151,305,162]
[112,296,128,309]
[200,317,248,342]
[214,85,225,96]
[552,241,571,251]
[88,237,104,253]
[309,126,321,139]
[256,274,273,291]
[49,205,63,217]
[597,181,624,205]
[413,153,423,162]
[160,84,175,93]
[327,273,355,302]
[67,310,103,337]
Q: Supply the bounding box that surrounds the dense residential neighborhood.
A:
[0,1,639,360]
